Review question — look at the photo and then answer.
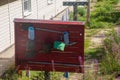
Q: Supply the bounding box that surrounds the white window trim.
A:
[47,0,53,5]
[23,0,32,17]
[24,11,32,17]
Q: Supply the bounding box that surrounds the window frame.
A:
[47,0,53,5]
[23,0,32,16]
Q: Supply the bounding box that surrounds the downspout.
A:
[36,0,38,19]
[8,0,11,44]
[55,0,56,16]
[21,0,25,18]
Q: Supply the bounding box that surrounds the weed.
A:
[100,29,120,76]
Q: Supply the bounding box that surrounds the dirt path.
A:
[89,30,107,49]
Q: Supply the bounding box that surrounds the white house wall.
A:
[55,0,64,15]
[0,0,11,52]
[0,0,68,53]
[37,0,55,19]
[9,0,23,44]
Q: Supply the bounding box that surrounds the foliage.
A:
[85,48,105,61]
[100,53,120,74]
[1,67,63,80]
[69,12,73,21]
[100,29,120,75]
[78,7,86,16]
[116,18,120,25]
[89,19,113,28]
[85,38,91,50]
[107,0,120,4]
[90,0,120,28]
[97,0,120,4]
[69,7,86,21]
[85,29,100,37]
[1,66,19,80]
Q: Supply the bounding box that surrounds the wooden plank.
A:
[63,1,88,6]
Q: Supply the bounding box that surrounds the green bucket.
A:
[54,41,65,51]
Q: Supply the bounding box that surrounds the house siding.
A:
[0,0,11,52]
[9,0,23,44]
[0,0,68,53]
[37,0,55,19]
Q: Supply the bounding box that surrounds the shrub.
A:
[1,66,19,80]
[89,0,120,28]
[69,7,86,21]
[90,19,112,29]
[116,18,120,25]
[100,53,120,74]
[69,12,73,21]
[108,0,120,4]
[78,7,86,16]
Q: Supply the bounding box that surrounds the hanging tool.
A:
[51,60,55,71]
[63,32,69,45]
[26,26,36,58]
[22,25,77,45]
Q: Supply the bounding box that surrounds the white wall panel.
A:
[0,0,11,52]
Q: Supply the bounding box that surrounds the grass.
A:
[85,38,91,51]
[21,71,44,80]
[85,29,100,37]
[85,29,102,53]
[1,68,63,80]
[20,71,63,80]
[85,48,105,60]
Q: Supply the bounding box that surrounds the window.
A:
[47,0,53,5]
[23,0,31,16]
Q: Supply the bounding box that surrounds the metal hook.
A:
[51,60,55,71]
[78,56,83,65]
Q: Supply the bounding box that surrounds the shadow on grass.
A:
[85,48,105,61]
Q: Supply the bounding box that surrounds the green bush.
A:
[97,0,119,4]
[116,18,120,25]
[69,12,73,21]
[108,0,120,4]
[78,7,86,16]
[90,19,112,28]
[1,66,19,80]
[89,0,120,28]
[69,7,86,21]
[97,0,104,2]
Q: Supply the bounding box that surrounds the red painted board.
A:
[14,18,85,73]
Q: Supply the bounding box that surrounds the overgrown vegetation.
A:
[1,67,63,80]
[100,29,120,76]
[90,0,120,28]
[69,7,86,21]
[84,29,120,79]
[1,0,120,80]
[84,0,120,78]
